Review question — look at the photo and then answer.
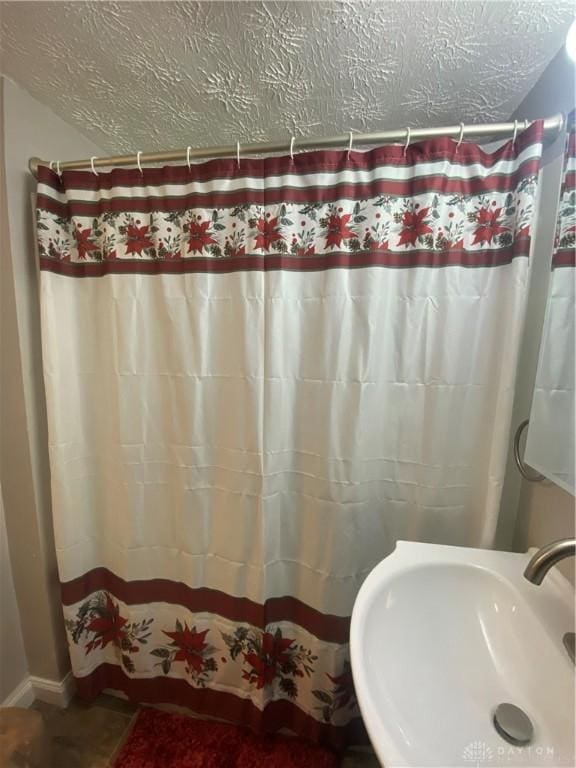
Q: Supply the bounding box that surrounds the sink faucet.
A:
[523,538,576,585]
[524,538,576,666]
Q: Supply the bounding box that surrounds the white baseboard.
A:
[2,671,75,709]
[2,677,36,708]
[31,671,75,707]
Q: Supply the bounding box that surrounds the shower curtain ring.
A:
[403,127,411,157]
[186,146,192,172]
[90,156,99,176]
[290,136,295,163]
[236,141,241,169]
[456,122,465,150]
[347,130,354,160]
[55,160,62,178]
[136,151,143,175]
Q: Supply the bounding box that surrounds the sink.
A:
[350,542,575,767]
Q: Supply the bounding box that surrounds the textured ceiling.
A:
[0,1,573,155]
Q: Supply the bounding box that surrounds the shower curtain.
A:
[36,122,543,746]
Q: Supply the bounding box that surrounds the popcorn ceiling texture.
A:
[0,1,573,155]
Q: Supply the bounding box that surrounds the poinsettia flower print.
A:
[254,216,283,251]
[152,620,218,686]
[85,593,128,650]
[242,631,295,689]
[163,623,210,673]
[64,591,153,673]
[125,223,154,255]
[397,207,433,247]
[324,212,355,249]
[472,206,507,245]
[73,226,99,260]
[187,219,217,254]
[222,625,316,700]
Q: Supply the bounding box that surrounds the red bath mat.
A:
[113,707,339,768]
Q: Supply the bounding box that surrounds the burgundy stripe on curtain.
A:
[37,124,543,748]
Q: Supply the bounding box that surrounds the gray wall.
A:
[0,76,104,685]
[0,487,28,700]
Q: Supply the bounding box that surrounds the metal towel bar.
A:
[513,419,545,482]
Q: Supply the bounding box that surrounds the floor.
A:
[31,696,137,768]
[32,696,380,768]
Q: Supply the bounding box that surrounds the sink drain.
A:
[493,703,533,746]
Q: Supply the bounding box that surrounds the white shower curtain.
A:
[36,123,543,746]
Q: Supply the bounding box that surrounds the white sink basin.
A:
[350,542,575,767]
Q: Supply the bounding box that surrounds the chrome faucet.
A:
[524,538,576,665]
[523,538,576,585]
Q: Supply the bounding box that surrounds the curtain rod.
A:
[28,113,565,177]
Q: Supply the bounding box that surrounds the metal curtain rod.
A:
[28,113,565,177]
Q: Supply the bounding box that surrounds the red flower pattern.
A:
[243,631,294,689]
[85,594,128,651]
[163,624,209,673]
[223,626,315,699]
[187,220,217,254]
[73,227,99,260]
[125,224,154,255]
[254,217,283,251]
[397,208,433,246]
[39,174,538,269]
[152,620,218,685]
[66,591,152,674]
[324,213,355,249]
[472,207,507,245]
